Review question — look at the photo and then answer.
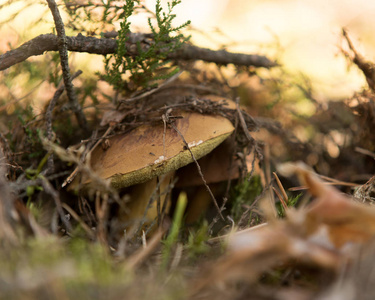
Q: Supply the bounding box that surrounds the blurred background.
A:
[1,0,375,102]
[167,0,375,100]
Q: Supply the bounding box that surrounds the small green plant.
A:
[230,175,263,223]
[277,193,302,218]
[161,191,187,269]
[104,0,191,92]
[185,220,210,259]
[12,106,45,161]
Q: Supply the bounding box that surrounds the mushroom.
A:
[85,110,235,189]
[74,108,235,234]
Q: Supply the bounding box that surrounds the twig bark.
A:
[40,175,73,233]
[46,0,88,132]
[45,70,83,174]
[0,33,277,71]
[342,28,375,92]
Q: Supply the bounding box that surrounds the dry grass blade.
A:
[272,186,288,211]
[273,172,288,204]
[288,174,359,191]
[263,144,277,216]
[61,203,95,240]
[355,146,375,159]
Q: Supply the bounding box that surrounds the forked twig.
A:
[62,126,113,187]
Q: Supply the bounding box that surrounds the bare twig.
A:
[40,175,73,233]
[46,0,88,131]
[62,203,95,239]
[210,222,269,242]
[168,117,225,221]
[288,177,359,192]
[0,33,277,71]
[41,137,120,205]
[355,147,375,160]
[62,125,113,187]
[171,44,278,68]
[235,97,257,143]
[118,71,183,106]
[45,70,83,174]
[126,227,167,269]
[342,28,375,91]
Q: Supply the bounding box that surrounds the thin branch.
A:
[168,118,225,221]
[126,227,166,270]
[45,70,83,174]
[342,28,375,91]
[61,125,112,187]
[235,97,257,143]
[0,33,277,71]
[171,44,277,68]
[62,203,95,239]
[46,0,88,132]
[40,175,73,233]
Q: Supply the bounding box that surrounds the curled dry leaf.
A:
[193,217,341,295]
[79,111,234,189]
[279,162,375,248]
[193,162,375,293]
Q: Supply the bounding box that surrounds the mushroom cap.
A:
[87,111,234,189]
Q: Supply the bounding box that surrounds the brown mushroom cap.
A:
[86,111,234,189]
